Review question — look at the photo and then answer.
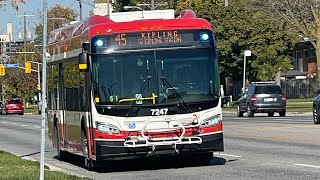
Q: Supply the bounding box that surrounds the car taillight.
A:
[251,96,257,102]
[281,96,286,101]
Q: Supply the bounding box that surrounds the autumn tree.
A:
[266,0,320,87]
[3,44,39,99]
[0,0,25,11]
[34,5,78,45]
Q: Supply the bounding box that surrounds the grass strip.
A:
[0,151,92,180]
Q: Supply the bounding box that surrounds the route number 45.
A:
[151,108,168,116]
[115,34,127,46]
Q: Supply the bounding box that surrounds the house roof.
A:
[281,70,307,77]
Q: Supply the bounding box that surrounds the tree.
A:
[176,0,294,82]
[34,5,78,45]
[3,44,39,99]
[267,0,320,87]
[0,0,25,11]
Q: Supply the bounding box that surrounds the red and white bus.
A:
[47,9,223,169]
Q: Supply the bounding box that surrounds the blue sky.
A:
[0,0,93,40]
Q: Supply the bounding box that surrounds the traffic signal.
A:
[0,65,5,76]
[37,84,40,91]
[25,62,31,73]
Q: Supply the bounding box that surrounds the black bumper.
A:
[252,107,286,113]
[95,133,224,161]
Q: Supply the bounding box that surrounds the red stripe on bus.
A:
[87,127,92,158]
[93,122,222,140]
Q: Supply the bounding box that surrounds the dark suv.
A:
[236,82,286,117]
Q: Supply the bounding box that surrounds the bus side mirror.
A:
[79,52,89,72]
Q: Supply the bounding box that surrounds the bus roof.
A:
[47,10,213,62]
[47,9,212,45]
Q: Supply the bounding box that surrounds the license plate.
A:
[264,98,275,102]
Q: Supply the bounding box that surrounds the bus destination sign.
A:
[92,30,212,52]
[110,30,211,50]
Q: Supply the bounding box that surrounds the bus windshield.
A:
[92,47,220,106]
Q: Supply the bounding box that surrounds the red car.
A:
[4,99,24,115]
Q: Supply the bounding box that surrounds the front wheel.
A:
[237,106,243,117]
[313,106,320,124]
[82,129,95,170]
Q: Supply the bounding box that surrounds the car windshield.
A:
[255,86,283,94]
[92,48,220,106]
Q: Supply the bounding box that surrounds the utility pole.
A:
[151,0,155,10]
[23,12,27,63]
[107,0,110,17]
[17,14,35,63]
[77,0,82,20]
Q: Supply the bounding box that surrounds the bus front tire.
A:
[81,129,95,171]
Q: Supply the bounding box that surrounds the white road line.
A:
[21,125,28,127]
[214,152,242,158]
[293,164,320,169]
[1,121,8,123]
[34,126,41,128]
[11,123,16,125]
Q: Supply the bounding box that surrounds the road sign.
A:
[5,64,19,68]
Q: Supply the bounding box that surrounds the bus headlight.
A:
[200,114,221,127]
[96,122,120,134]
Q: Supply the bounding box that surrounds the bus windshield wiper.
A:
[160,77,192,113]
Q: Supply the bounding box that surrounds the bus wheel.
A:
[81,130,94,171]
[55,125,67,160]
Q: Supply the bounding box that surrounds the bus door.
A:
[63,61,83,152]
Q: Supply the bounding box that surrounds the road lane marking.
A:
[214,152,242,158]
[293,164,320,169]
[34,126,41,128]
[21,125,28,127]
[1,121,8,124]
[11,123,16,125]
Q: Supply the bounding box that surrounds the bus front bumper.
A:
[95,132,224,161]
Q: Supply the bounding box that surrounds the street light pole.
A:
[242,50,251,94]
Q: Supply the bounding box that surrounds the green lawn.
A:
[0,151,92,180]
[225,98,313,113]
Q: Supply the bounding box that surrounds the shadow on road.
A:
[20,151,51,158]
[53,152,227,173]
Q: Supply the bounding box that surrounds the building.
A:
[291,40,317,78]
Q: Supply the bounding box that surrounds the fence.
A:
[281,78,318,99]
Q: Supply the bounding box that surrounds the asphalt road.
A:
[0,112,319,180]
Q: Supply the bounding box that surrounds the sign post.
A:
[40,0,48,179]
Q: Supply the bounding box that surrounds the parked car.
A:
[312,90,320,124]
[4,98,24,115]
[236,81,286,117]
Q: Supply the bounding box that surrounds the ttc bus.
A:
[47,9,223,169]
